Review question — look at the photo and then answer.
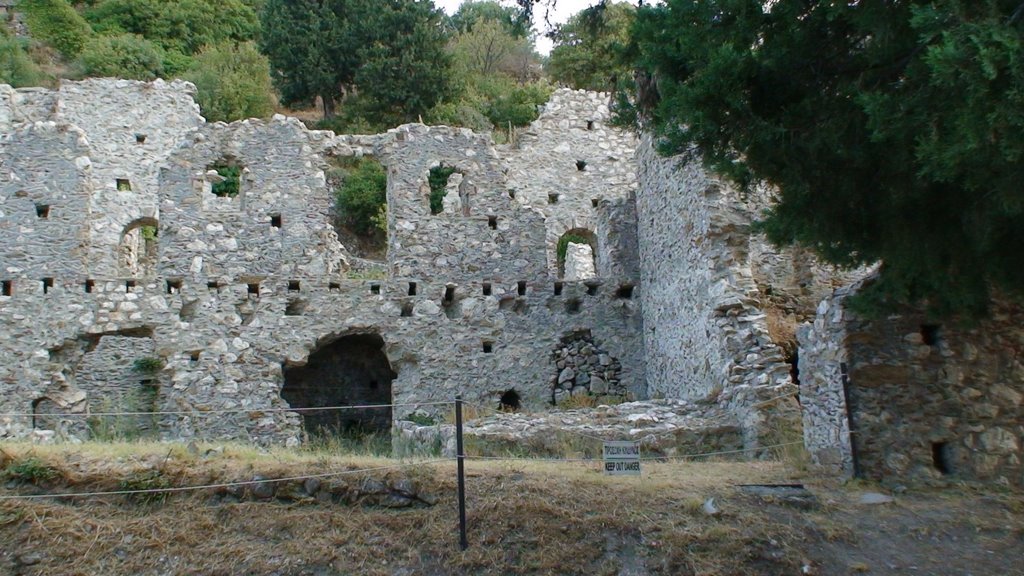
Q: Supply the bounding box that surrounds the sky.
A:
[435,0,599,55]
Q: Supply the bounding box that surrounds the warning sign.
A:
[602,441,641,476]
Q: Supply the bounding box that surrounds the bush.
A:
[335,158,387,236]
[428,165,457,215]
[132,356,164,374]
[78,33,164,80]
[210,164,240,197]
[184,41,274,122]
[4,457,60,484]
[0,35,46,87]
[484,80,552,130]
[19,0,94,58]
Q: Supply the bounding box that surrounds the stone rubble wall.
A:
[502,89,639,278]
[800,282,1024,486]
[0,80,645,445]
[563,242,596,281]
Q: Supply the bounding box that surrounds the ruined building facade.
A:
[0,80,1020,485]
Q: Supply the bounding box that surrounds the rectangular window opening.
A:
[553,281,564,296]
[116,178,132,191]
[548,193,559,204]
[288,280,301,292]
[482,282,492,296]
[443,285,455,304]
[166,279,182,294]
[125,280,137,292]
[616,284,635,299]
[576,160,587,171]
[329,282,341,292]
[586,120,595,130]
[84,279,94,294]
[482,341,494,353]
[270,214,282,228]
[41,278,53,294]
[408,282,418,296]
[1,280,11,297]
[517,281,527,296]
[932,441,953,475]
[370,283,381,295]
[35,204,50,219]
[487,215,497,230]
[591,198,600,208]
[247,283,260,297]
[206,281,221,292]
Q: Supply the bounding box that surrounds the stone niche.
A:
[551,330,625,404]
[281,333,397,437]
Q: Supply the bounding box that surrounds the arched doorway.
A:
[119,217,159,278]
[281,333,396,437]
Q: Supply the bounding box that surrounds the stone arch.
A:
[281,332,397,437]
[119,217,159,278]
[556,228,598,280]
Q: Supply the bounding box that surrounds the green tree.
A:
[452,19,526,77]
[184,41,275,122]
[18,0,94,58]
[450,0,529,38]
[547,1,634,91]
[84,0,260,56]
[0,34,46,87]
[626,0,1024,318]
[336,158,387,235]
[78,34,164,80]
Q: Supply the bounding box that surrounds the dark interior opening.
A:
[932,441,953,475]
[42,278,53,294]
[499,389,521,411]
[135,134,146,144]
[482,341,494,353]
[787,349,800,388]
[576,160,587,171]
[116,178,132,191]
[508,189,516,199]
[190,351,201,363]
[329,282,341,291]
[2,280,10,296]
[288,280,301,292]
[566,298,581,314]
[370,283,381,295]
[921,324,941,346]
[401,301,414,317]
[408,282,417,296]
[548,193,559,204]
[586,282,599,296]
[488,215,497,230]
[591,198,599,208]
[616,284,634,299]
[554,281,564,296]
[586,120,594,130]
[482,282,492,296]
[166,279,182,294]
[247,283,260,297]
[125,280,137,292]
[281,333,396,437]
[271,214,282,228]
[36,204,49,218]
[285,299,306,316]
[84,279,94,293]
[443,285,455,304]
[517,281,527,296]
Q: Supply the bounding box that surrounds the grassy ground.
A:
[0,442,1021,576]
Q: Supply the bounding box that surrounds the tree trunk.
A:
[322,94,336,119]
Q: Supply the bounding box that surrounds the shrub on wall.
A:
[335,158,387,236]
[18,0,94,58]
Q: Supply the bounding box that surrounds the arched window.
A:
[556,228,598,280]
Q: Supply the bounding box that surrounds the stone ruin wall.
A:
[800,284,1024,486]
[0,82,643,445]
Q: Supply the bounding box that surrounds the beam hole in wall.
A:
[565,298,581,314]
[401,301,413,317]
[554,281,564,296]
[116,178,132,191]
[166,279,182,294]
[247,283,260,297]
[125,280,137,292]
[499,389,521,411]
[508,189,516,199]
[576,160,587,171]
[271,214,282,228]
[209,158,241,198]
[189,351,201,365]
[443,284,455,304]
[35,204,50,218]
[482,282,492,296]
[135,133,146,144]
[921,324,941,346]
[548,193,560,204]
[482,341,494,353]
[370,283,381,295]
[517,281,527,296]
[329,282,341,291]
[41,278,53,294]
[585,282,599,296]
[591,198,600,208]
[84,279,94,294]
[206,281,222,292]
[586,120,594,130]
[615,284,634,299]
[488,215,497,230]
[281,333,396,437]
[2,280,11,296]
[932,441,953,475]
[288,280,301,292]
[408,282,417,296]
[285,299,307,316]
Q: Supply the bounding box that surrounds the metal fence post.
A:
[456,395,468,550]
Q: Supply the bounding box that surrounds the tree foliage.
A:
[626,0,1024,318]
[335,158,387,235]
[79,34,164,80]
[184,42,274,122]
[261,0,453,127]
[0,33,46,87]
[547,1,634,91]
[450,0,529,38]
[19,0,94,57]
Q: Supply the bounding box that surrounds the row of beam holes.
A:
[547,194,602,207]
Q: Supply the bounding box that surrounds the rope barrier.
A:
[0,400,454,419]
[0,458,453,501]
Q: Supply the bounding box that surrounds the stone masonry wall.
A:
[800,283,1024,486]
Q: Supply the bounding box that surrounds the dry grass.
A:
[0,442,1021,576]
